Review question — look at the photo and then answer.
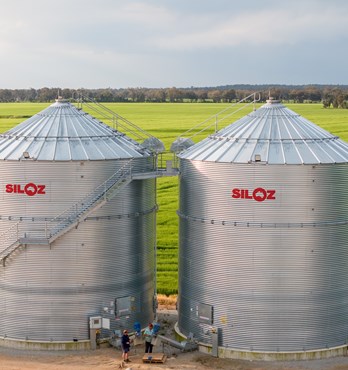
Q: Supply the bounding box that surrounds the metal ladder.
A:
[0,159,134,267]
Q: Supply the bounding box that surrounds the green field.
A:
[1,102,348,294]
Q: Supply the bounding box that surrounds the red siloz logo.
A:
[5,183,46,197]
[232,187,276,202]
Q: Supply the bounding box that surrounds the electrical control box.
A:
[89,316,102,329]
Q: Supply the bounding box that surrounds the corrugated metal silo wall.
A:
[178,160,348,352]
[0,158,156,341]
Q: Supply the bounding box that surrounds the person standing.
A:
[144,323,154,353]
[121,329,131,363]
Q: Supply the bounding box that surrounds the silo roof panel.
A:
[182,138,216,161]
[282,142,302,164]
[200,140,232,162]
[39,139,57,160]
[253,140,270,163]
[24,139,46,161]
[218,140,245,162]
[79,139,107,160]
[291,141,318,164]
[55,139,71,161]
[332,140,348,160]
[0,100,150,161]
[307,141,341,164]
[91,138,129,160]
[0,137,28,160]
[233,140,258,163]
[268,142,285,164]
[0,137,17,160]
[179,100,348,164]
[69,139,89,161]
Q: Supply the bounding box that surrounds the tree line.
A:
[0,85,348,108]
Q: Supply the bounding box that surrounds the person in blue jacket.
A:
[121,329,131,363]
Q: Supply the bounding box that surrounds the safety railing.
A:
[175,92,261,146]
[77,94,154,143]
[47,158,134,241]
[0,159,135,264]
[0,223,21,266]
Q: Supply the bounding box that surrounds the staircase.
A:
[0,159,134,267]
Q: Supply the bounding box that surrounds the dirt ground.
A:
[1,310,348,370]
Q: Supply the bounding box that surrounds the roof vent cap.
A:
[266,97,280,104]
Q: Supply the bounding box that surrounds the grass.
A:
[1,102,348,294]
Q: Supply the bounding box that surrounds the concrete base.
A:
[0,336,91,351]
[174,323,348,361]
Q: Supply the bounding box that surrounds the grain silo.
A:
[177,99,348,360]
[0,98,158,349]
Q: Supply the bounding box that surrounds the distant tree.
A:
[128,88,146,102]
[95,88,114,102]
[37,87,57,102]
[222,89,236,102]
[0,85,348,105]
[290,90,305,103]
[195,89,208,102]
[0,89,14,102]
[13,89,27,102]
[321,88,346,108]
[114,89,128,102]
[185,90,198,102]
[303,86,322,102]
[61,88,76,100]
[154,89,167,102]
[167,87,183,102]
[208,90,223,103]
[235,89,252,101]
[27,88,38,101]
[144,88,166,102]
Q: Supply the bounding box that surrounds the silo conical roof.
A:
[0,99,150,160]
[179,99,348,164]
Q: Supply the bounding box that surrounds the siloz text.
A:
[231,187,276,202]
[5,183,46,197]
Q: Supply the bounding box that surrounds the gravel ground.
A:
[1,310,348,370]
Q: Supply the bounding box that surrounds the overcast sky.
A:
[0,0,347,89]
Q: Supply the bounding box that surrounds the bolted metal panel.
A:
[0,158,157,342]
[178,159,348,352]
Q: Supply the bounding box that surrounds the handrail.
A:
[0,222,19,243]
[0,223,20,257]
[0,159,135,265]
[47,158,134,238]
[177,92,261,143]
[77,95,154,143]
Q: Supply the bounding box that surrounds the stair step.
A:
[19,238,50,245]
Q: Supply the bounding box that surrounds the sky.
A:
[0,0,348,89]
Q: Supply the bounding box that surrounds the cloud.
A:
[151,4,348,50]
[0,0,348,87]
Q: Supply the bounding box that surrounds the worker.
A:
[144,323,154,353]
[121,329,131,363]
